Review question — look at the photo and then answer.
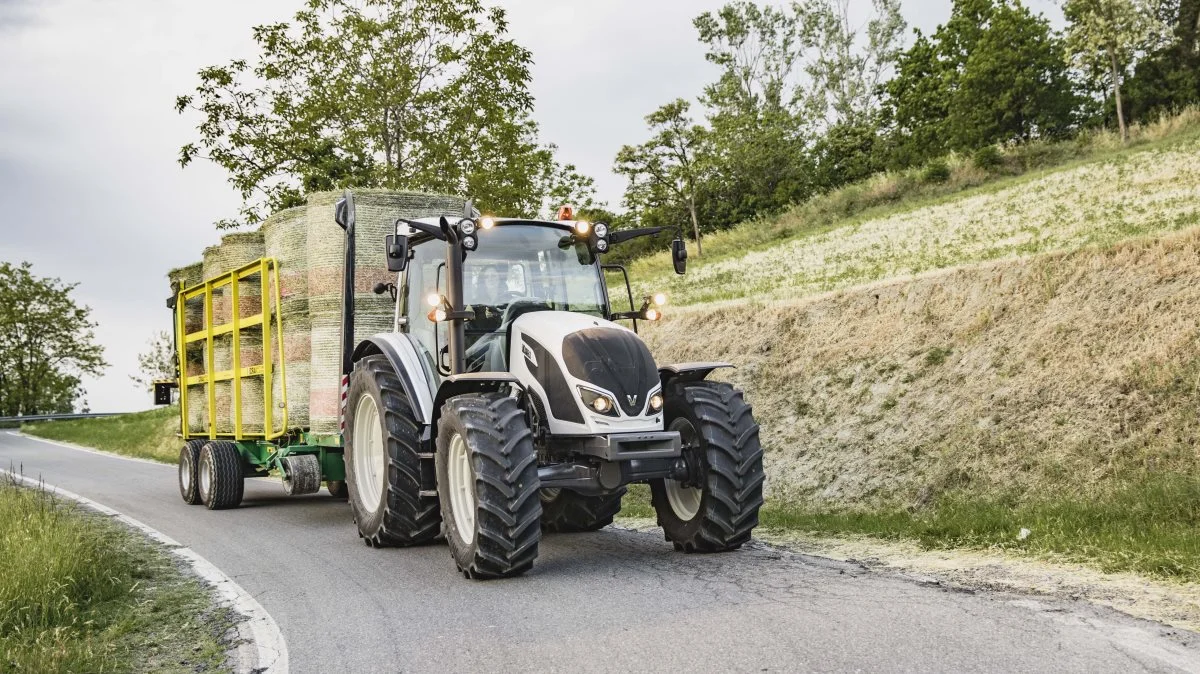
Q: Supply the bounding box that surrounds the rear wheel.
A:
[178,439,206,505]
[198,441,244,510]
[437,393,541,579]
[651,381,764,552]
[281,454,321,495]
[344,355,440,547]
[540,487,625,532]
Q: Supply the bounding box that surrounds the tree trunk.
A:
[688,196,703,257]
[1110,48,1127,143]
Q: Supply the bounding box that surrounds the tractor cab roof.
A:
[402,216,585,247]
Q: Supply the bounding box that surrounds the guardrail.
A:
[0,413,124,424]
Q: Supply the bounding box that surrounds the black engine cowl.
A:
[561,328,659,416]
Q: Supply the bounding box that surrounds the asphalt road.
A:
[3,431,1198,674]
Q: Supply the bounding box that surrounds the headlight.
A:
[480,217,495,230]
[575,220,590,235]
[594,222,608,238]
[578,387,617,416]
[649,392,663,412]
[652,292,667,306]
[596,239,609,252]
[459,219,477,236]
[462,235,477,250]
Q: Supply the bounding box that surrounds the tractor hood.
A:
[509,312,663,436]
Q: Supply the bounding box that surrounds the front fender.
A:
[351,334,437,424]
[659,362,734,389]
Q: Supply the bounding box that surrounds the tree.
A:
[885,0,1077,165]
[130,331,175,393]
[177,0,594,226]
[615,100,711,256]
[1064,0,1165,141]
[799,0,907,127]
[0,262,106,416]
[1125,0,1200,120]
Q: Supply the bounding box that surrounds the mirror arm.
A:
[397,218,447,241]
[609,227,664,244]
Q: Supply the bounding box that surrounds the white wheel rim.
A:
[665,479,703,521]
[198,451,212,499]
[180,452,192,492]
[667,416,704,521]
[353,394,385,511]
[447,433,476,544]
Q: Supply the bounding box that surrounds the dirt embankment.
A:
[644,228,1200,509]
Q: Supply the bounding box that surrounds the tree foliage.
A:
[0,262,106,416]
[177,0,595,227]
[1064,0,1165,140]
[130,331,175,393]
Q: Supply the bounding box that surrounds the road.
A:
[3,431,1198,674]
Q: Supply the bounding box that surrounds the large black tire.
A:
[198,441,244,510]
[344,355,441,547]
[178,439,207,505]
[651,381,764,552]
[540,487,625,532]
[436,393,541,579]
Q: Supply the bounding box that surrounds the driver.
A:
[472,263,509,307]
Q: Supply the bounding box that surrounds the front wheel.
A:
[437,393,541,579]
[651,382,764,552]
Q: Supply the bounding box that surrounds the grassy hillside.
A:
[632,112,1200,306]
[23,407,180,463]
[640,228,1200,579]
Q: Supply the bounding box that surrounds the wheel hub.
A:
[665,416,703,521]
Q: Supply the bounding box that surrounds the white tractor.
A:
[336,193,764,579]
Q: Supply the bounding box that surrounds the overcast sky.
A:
[0,0,1061,414]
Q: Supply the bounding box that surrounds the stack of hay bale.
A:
[171,189,465,438]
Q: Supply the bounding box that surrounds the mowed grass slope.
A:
[633,116,1200,306]
[0,478,231,671]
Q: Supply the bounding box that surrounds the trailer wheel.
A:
[651,382,764,552]
[326,480,349,499]
[281,454,321,495]
[540,487,626,532]
[178,439,207,505]
[198,441,245,510]
[345,355,441,547]
[437,393,541,579]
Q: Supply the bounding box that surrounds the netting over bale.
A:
[306,190,466,433]
[168,262,205,431]
[262,206,310,431]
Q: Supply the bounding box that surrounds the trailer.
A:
[162,191,764,579]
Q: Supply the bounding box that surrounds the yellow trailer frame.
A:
[175,257,287,441]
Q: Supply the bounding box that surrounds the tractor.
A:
[338,193,765,578]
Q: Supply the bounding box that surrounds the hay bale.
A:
[262,206,311,431]
[169,261,206,432]
[201,232,266,435]
[306,189,466,433]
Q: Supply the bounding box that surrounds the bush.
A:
[921,159,952,184]
[972,145,1003,171]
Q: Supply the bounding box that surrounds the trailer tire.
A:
[651,381,764,553]
[539,487,625,532]
[345,355,441,547]
[281,454,322,495]
[326,480,349,499]
[437,393,541,579]
[178,439,207,505]
[198,441,244,510]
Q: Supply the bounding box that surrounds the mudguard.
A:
[351,334,438,424]
[659,362,734,388]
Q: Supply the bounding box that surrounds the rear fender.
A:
[659,362,734,391]
[351,334,437,425]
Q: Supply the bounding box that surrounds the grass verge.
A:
[0,476,233,672]
[620,475,1200,582]
[23,406,179,463]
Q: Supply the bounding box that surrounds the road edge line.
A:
[1,469,289,673]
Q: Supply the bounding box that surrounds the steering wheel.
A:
[499,297,552,327]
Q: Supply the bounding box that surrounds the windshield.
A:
[405,223,608,373]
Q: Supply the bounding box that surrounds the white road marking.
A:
[1,468,289,673]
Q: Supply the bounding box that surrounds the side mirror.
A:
[671,238,687,275]
[385,234,410,272]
